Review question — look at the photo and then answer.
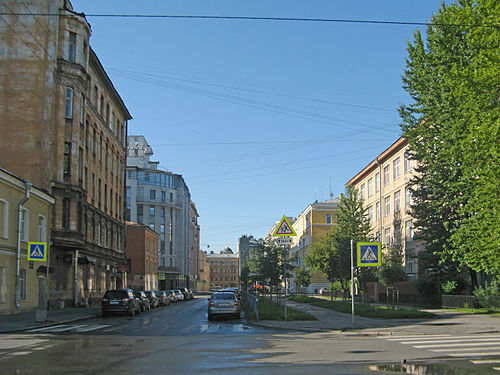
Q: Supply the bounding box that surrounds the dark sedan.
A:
[102,289,141,317]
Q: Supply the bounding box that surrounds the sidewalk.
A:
[249,298,500,335]
[0,306,102,334]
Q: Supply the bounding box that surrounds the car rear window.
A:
[104,291,128,299]
[213,293,235,300]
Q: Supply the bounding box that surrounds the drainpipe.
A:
[16,181,32,308]
[375,158,383,241]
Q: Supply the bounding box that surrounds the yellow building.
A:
[206,248,239,290]
[0,168,55,314]
[290,198,340,293]
[345,137,423,279]
[197,250,211,292]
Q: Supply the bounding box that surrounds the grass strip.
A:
[244,297,317,321]
[288,295,437,319]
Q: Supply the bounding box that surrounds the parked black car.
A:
[145,291,159,308]
[154,291,170,306]
[133,291,151,312]
[102,289,141,317]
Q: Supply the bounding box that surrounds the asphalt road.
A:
[1,298,499,374]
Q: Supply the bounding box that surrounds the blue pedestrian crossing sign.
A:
[27,242,47,261]
[357,242,381,267]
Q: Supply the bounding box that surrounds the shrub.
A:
[473,280,499,311]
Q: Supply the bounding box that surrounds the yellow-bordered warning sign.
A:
[273,216,297,237]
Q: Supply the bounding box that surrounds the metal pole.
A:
[284,245,287,321]
[74,249,79,307]
[351,239,354,324]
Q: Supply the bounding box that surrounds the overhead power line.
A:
[1,13,498,28]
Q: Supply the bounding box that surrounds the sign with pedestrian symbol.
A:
[357,242,381,267]
[273,216,297,237]
[158,273,165,280]
[28,242,47,261]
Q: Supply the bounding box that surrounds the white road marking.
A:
[415,341,500,349]
[76,324,111,332]
[471,360,500,364]
[382,335,451,340]
[49,325,88,332]
[391,335,500,343]
[431,347,500,352]
[26,325,67,332]
[447,351,500,357]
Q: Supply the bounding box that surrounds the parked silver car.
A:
[208,292,240,320]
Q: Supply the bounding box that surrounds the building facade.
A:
[206,248,239,290]
[189,202,200,291]
[345,137,422,278]
[290,199,340,293]
[0,168,55,314]
[197,250,211,292]
[126,136,194,290]
[0,0,132,308]
[237,234,263,275]
[125,222,159,291]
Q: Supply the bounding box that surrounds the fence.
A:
[241,291,259,321]
[441,295,477,309]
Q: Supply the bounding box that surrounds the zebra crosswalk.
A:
[26,324,111,334]
[379,333,500,371]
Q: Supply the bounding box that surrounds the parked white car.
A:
[174,290,184,301]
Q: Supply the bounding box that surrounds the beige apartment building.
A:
[0,0,132,307]
[206,248,239,290]
[0,168,55,314]
[290,199,340,293]
[345,137,422,279]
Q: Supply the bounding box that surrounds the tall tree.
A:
[400,0,500,280]
[305,185,373,299]
[294,266,311,294]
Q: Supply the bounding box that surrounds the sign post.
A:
[273,216,297,321]
[351,241,381,325]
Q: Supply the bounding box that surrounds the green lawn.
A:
[244,297,317,321]
[288,295,437,319]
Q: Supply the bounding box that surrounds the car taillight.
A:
[209,301,214,306]
[102,298,108,302]
[234,301,239,306]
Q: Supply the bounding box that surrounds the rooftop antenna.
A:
[329,176,334,198]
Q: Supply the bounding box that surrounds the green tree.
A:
[400,0,500,280]
[305,185,372,299]
[294,267,311,294]
[377,244,407,288]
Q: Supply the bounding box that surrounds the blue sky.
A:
[71,0,443,252]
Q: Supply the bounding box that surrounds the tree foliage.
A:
[377,244,407,287]
[294,266,311,293]
[305,185,372,298]
[400,0,500,279]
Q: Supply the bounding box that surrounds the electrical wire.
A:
[1,12,497,28]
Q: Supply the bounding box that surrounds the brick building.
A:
[0,0,132,307]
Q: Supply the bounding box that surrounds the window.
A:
[405,220,413,241]
[150,190,156,200]
[98,179,101,207]
[104,184,108,210]
[65,88,73,118]
[149,206,155,217]
[97,223,101,245]
[383,166,390,186]
[384,196,391,216]
[68,32,76,62]
[170,192,173,202]
[368,178,373,196]
[393,158,400,179]
[368,206,373,224]
[160,224,165,234]
[394,191,401,213]
[161,191,166,202]
[384,228,391,245]
[149,223,155,230]
[20,208,29,241]
[92,129,96,155]
[63,142,71,174]
[360,184,366,199]
[78,147,83,181]
[375,172,380,192]
[0,199,7,239]
[376,201,381,221]
[38,215,46,242]
[405,186,413,208]
[19,269,27,300]
[160,207,165,217]
[137,205,143,224]
[79,94,85,124]
[326,214,332,224]
[404,152,412,173]
[62,199,70,229]
[91,173,95,201]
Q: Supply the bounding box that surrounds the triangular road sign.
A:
[31,246,44,258]
[361,247,377,261]
[273,216,297,237]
